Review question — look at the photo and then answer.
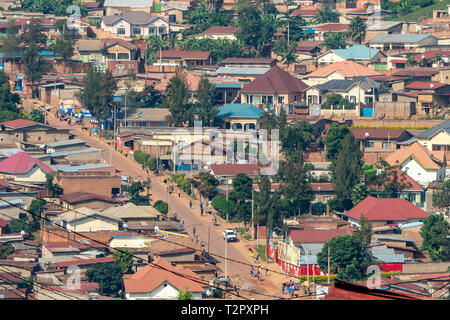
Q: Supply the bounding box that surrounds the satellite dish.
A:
[430,84,434,89]
[365,132,369,138]
[154,226,159,232]
[20,230,25,236]
[123,223,128,229]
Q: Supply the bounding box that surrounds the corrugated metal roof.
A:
[46,139,85,148]
[51,163,113,172]
[218,104,263,118]
[215,67,269,75]
[103,0,153,8]
[50,148,102,158]
[0,199,22,208]
[368,33,433,44]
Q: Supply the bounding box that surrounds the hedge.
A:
[211,195,234,219]
[134,150,149,165]
[154,200,168,215]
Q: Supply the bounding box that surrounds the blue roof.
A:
[51,163,113,172]
[218,104,263,118]
[332,45,380,60]
[368,33,432,44]
[399,221,424,229]
[215,67,270,75]
[0,199,22,208]
[214,83,243,89]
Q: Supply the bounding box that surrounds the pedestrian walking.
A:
[200,202,203,209]
[178,190,181,197]
[287,285,292,297]
[193,227,196,236]
[250,267,254,278]
[200,207,204,216]
[189,200,192,209]
[257,269,261,281]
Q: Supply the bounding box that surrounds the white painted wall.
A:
[125,281,204,300]
[401,158,439,185]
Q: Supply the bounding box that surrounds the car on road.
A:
[223,229,238,242]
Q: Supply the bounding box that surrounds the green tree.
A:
[0,70,22,122]
[352,184,369,206]
[406,55,418,66]
[353,214,374,266]
[54,27,75,72]
[273,37,298,66]
[235,0,275,56]
[324,122,351,163]
[22,19,52,98]
[125,181,150,206]
[211,195,234,219]
[321,32,347,50]
[112,249,134,274]
[348,16,367,44]
[26,108,45,123]
[432,179,449,212]
[154,200,168,215]
[279,149,314,214]
[178,288,193,300]
[85,262,124,296]
[0,241,14,259]
[331,133,363,210]
[322,94,355,110]
[314,6,340,23]
[228,174,253,222]
[184,0,232,35]
[2,22,20,74]
[163,67,193,127]
[420,215,450,262]
[195,76,219,126]
[44,173,63,196]
[280,120,313,156]
[7,215,40,234]
[132,85,162,108]
[317,235,368,281]
[373,160,412,198]
[198,170,219,200]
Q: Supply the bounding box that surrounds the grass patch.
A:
[255,245,267,261]
[388,0,450,21]
[243,234,251,241]
[236,227,245,236]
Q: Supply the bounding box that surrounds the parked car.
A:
[223,229,238,242]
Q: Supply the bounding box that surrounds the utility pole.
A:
[306,251,309,294]
[251,189,254,239]
[327,244,330,285]
[225,238,228,281]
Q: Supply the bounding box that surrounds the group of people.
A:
[248,248,260,263]
[250,265,264,281]
[282,280,296,298]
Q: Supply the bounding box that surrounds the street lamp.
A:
[245,189,254,239]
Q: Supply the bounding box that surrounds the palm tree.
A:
[348,17,367,44]
[406,55,417,67]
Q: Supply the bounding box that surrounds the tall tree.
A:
[279,149,314,215]
[348,16,367,44]
[0,242,14,259]
[324,122,351,164]
[321,32,347,50]
[195,76,219,126]
[351,184,369,206]
[235,0,274,56]
[54,25,75,72]
[112,249,134,274]
[331,133,363,210]
[22,19,51,98]
[2,22,20,74]
[163,67,193,127]
[314,6,340,23]
[228,173,253,223]
[353,214,374,267]
[420,215,450,262]
[0,70,22,122]
[280,120,313,156]
[317,235,369,281]
[373,160,412,198]
[273,37,298,66]
[432,179,450,213]
[76,67,117,124]
[86,262,124,297]
[198,170,219,200]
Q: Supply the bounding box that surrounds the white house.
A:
[54,207,124,232]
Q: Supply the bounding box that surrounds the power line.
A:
[0,196,287,300]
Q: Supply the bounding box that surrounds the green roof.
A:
[332,45,380,60]
[218,104,263,118]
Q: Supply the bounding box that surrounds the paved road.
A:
[42,105,293,300]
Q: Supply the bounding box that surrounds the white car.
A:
[223,229,238,242]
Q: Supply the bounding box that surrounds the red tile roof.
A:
[316,23,349,32]
[0,119,39,128]
[210,164,260,176]
[158,50,211,60]
[55,256,115,268]
[345,196,429,222]
[0,179,9,188]
[201,26,241,35]
[291,9,318,16]
[413,50,450,60]
[370,168,423,192]
[310,182,334,192]
[350,128,407,140]
[0,152,53,174]
[123,257,206,294]
[60,192,119,204]
[240,65,308,94]
[289,228,352,244]
[385,142,443,170]
[405,81,447,90]
[393,67,440,76]
[101,38,138,50]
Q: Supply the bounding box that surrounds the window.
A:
[117,64,124,73]
[382,141,391,149]
[365,141,374,148]
[169,14,176,23]
[278,96,284,104]
[149,27,155,35]
[133,28,141,35]
[158,26,167,35]
[38,137,41,141]
[117,28,126,35]
[107,53,116,60]
[118,53,129,60]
